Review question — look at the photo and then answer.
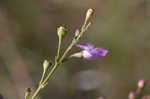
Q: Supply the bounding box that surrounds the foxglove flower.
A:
[75,44,108,60]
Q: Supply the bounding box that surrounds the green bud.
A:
[57,26,66,38]
[25,88,32,99]
[85,8,94,23]
[43,60,51,72]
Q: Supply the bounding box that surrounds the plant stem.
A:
[42,23,91,84]
[55,37,62,62]
[31,17,91,99]
[31,86,43,99]
[39,71,46,85]
[31,41,75,99]
[25,93,29,99]
[42,40,75,85]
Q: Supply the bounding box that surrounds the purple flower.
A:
[76,44,108,60]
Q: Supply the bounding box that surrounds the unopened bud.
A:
[25,88,32,99]
[57,26,66,38]
[85,8,94,23]
[43,60,51,72]
[70,52,83,58]
[128,92,136,99]
[138,80,146,89]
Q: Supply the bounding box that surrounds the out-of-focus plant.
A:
[98,80,149,99]
[24,8,108,99]
[128,80,148,99]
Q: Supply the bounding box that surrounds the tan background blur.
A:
[0,0,150,99]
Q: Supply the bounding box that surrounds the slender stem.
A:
[55,37,62,62]
[31,35,80,99]
[31,17,91,99]
[43,41,75,84]
[31,86,43,99]
[42,24,91,85]
[81,20,87,30]
[25,93,29,99]
[39,71,46,85]
[79,22,91,40]
[25,95,28,99]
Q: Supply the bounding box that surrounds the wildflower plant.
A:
[25,8,108,99]
[128,80,147,99]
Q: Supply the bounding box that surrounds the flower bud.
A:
[85,8,94,23]
[138,80,146,89]
[57,26,66,38]
[43,60,51,72]
[70,52,83,58]
[128,92,136,99]
[25,88,32,99]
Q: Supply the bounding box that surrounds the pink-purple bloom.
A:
[76,44,108,60]
[138,80,146,89]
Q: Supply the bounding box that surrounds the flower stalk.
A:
[39,60,51,85]
[25,88,32,99]
[55,26,66,62]
[30,8,95,99]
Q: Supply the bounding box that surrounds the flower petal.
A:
[92,48,108,57]
[76,44,89,49]
[76,43,108,60]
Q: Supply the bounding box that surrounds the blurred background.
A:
[0,0,150,99]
